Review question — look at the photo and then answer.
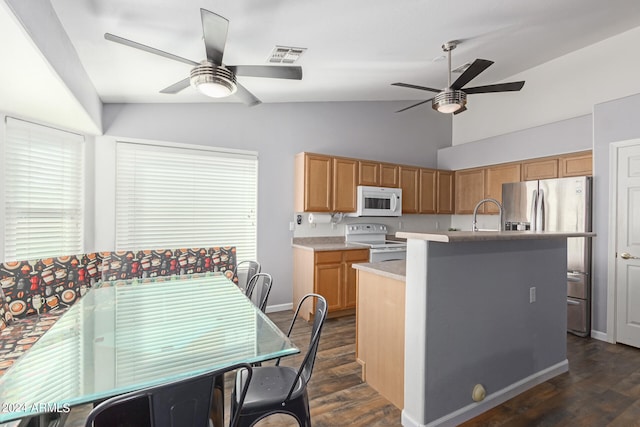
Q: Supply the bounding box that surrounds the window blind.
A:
[115,142,258,261]
[3,117,85,261]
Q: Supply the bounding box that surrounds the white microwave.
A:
[349,186,402,217]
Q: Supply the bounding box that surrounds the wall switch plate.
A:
[529,287,536,303]
[289,222,295,231]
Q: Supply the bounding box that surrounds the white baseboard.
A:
[265,302,293,313]
[590,329,609,342]
[401,360,569,427]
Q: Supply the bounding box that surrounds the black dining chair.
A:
[230,293,328,427]
[233,260,261,292]
[85,362,253,427]
[245,273,273,313]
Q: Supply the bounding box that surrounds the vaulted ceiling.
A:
[1,0,640,134]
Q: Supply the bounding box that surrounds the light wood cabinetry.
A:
[293,247,369,321]
[559,151,592,177]
[332,157,357,212]
[521,158,559,181]
[294,153,332,212]
[356,269,405,409]
[484,163,521,214]
[455,168,485,214]
[380,163,399,188]
[358,160,380,186]
[436,170,455,214]
[418,168,437,214]
[399,166,419,214]
[294,153,357,213]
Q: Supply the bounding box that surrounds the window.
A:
[3,117,85,261]
[115,141,258,261]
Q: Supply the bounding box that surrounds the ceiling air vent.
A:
[269,46,307,63]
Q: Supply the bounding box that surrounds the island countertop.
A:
[352,260,406,282]
[396,230,595,242]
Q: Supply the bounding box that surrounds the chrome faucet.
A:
[472,198,504,232]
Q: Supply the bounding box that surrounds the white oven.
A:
[345,223,407,262]
[349,186,402,217]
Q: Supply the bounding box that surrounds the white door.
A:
[616,143,640,347]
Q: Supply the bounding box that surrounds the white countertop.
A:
[396,230,595,242]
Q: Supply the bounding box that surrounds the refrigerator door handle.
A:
[531,189,538,231]
[536,188,545,231]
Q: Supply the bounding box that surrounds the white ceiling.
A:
[47,0,640,106]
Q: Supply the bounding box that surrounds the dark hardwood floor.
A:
[64,312,640,427]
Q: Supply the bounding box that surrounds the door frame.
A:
[606,138,640,343]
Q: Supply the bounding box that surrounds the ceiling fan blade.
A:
[104,33,199,67]
[463,81,525,94]
[201,8,229,65]
[234,82,262,107]
[450,59,493,90]
[453,105,467,115]
[395,99,433,113]
[160,77,191,94]
[391,82,441,93]
[228,65,302,80]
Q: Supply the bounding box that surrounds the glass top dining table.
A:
[0,274,298,422]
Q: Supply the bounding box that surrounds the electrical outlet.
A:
[529,287,536,303]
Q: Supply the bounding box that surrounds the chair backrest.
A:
[85,362,253,427]
[245,273,273,313]
[278,293,327,401]
[233,260,261,291]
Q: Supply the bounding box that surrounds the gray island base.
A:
[397,230,594,427]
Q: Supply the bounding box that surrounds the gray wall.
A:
[592,92,640,333]
[438,114,592,170]
[99,101,451,308]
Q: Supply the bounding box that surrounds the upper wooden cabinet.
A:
[358,160,380,186]
[419,169,437,214]
[294,153,358,213]
[436,170,455,214]
[294,153,332,212]
[399,166,419,214]
[455,168,485,214]
[380,163,400,188]
[333,157,357,212]
[484,163,521,214]
[522,158,559,181]
[559,151,592,177]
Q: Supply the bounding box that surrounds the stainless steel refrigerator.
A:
[502,176,592,336]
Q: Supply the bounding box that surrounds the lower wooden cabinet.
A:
[293,248,369,320]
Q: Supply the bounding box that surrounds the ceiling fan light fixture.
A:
[190,61,237,98]
[432,89,467,114]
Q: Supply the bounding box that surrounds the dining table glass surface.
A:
[0,274,298,422]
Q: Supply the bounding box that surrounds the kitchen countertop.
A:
[396,230,596,243]
[352,260,405,282]
[291,237,366,251]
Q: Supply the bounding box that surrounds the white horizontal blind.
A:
[115,142,258,261]
[3,118,85,261]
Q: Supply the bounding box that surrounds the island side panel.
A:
[356,269,405,409]
[423,239,568,425]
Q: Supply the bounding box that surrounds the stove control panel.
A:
[346,223,387,235]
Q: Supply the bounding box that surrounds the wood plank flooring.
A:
[63,312,640,427]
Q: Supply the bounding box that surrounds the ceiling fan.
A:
[392,41,524,114]
[104,8,302,106]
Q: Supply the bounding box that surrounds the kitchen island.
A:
[395,230,594,427]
